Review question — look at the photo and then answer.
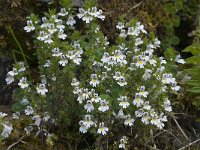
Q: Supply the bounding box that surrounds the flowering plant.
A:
[2,0,183,149]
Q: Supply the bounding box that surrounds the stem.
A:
[9,26,31,80]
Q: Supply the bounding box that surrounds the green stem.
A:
[9,26,31,80]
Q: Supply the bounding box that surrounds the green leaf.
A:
[164,3,176,14]
[172,15,180,27]
[185,55,200,64]
[182,43,200,55]
[164,47,176,61]
[189,87,200,93]
[11,102,24,112]
[171,35,180,45]
[175,0,183,11]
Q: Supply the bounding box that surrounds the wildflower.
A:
[79,121,88,133]
[47,24,57,34]
[117,76,127,86]
[97,122,109,135]
[44,35,53,44]
[163,98,172,112]
[44,60,51,67]
[1,123,13,138]
[57,30,67,40]
[36,84,48,95]
[115,109,126,119]
[71,78,79,86]
[37,31,48,41]
[0,112,7,118]
[24,20,35,32]
[135,56,146,68]
[58,8,68,16]
[5,74,14,85]
[66,16,76,26]
[43,112,50,121]
[133,93,144,107]
[119,136,128,149]
[24,126,33,136]
[119,29,127,38]
[91,93,101,103]
[116,22,125,30]
[98,99,109,112]
[142,69,152,80]
[84,100,94,112]
[139,86,148,98]
[83,115,95,129]
[12,112,20,119]
[82,88,90,99]
[118,96,130,109]
[175,55,185,64]
[20,97,30,105]
[143,101,151,110]
[59,54,68,66]
[18,77,29,89]
[124,114,135,126]
[101,52,110,63]
[77,8,85,19]
[141,113,151,125]
[113,71,122,80]
[82,11,93,23]
[52,47,63,57]
[171,82,180,91]
[25,106,34,115]
[7,68,18,76]
[32,115,42,126]
[135,37,143,46]
[89,74,100,87]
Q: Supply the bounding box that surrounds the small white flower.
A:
[67,16,76,26]
[79,121,88,133]
[83,115,95,129]
[5,74,14,85]
[91,93,101,103]
[71,78,79,86]
[118,96,130,109]
[36,84,48,95]
[0,112,7,118]
[1,123,13,138]
[124,114,135,126]
[133,93,144,107]
[89,74,100,87]
[84,100,94,112]
[175,55,185,64]
[52,47,63,57]
[135,56,146,68]
[116,22,125,30]
[24,20,35,32]
[119,29,127,38]
[82,11,93,23]
[18,77,29,89]
[141,113,151,125]
[117,76,127,86]
[32,115,42,126]
[163,98,172,112]
[139,86,148,98]
[59,55,68,66]
[44,60,51,67]
[58,30,67,40]
[97,122,109,135]
[8,68,18,76]
[20,97,30,105]
[12,112,20,119]
[58,8,68,16]
[98,99,109,112]
[119,136,128,149]
[24,126,33,136]
[25,106,34,115]
[115,109,126,119]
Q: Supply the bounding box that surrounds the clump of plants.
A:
[0,0,184,149]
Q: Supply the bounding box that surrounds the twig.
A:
[7,135,26,150]
[173,117,189,141]
[128,1,143,13]
[178,138,200,150]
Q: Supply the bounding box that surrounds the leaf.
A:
[164,3,176,14]
[189,87,200,93]
[175,0,183,11]
[182,43,200,55]
[185,55,200,64]
[171,35,180,45]
[11,102,24,112]
[172,15,180,27]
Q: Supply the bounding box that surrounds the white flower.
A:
[66,16,76,26]
[89,74,100,87]
[59,54,68,66]
[36,84,48,95]
[143,101,151,110]
[83,115,95,129]
[25,106,34,115]
[119,136,128,149]
[24,126,33,136]
[12,112,20,119]
[135,56,146,68]
[163,98,172,112]
[98,99,109,112]
[101,52,110,63]
[82,11,93,23]
[32,115,42,126]
[139,86,148,98]
[97,122,109,135]
[175,55,185,64]
[118,96,130,109]
[8,68,18,76]
[117,76,127,86]
[1,123,13,138]
[135,37,143,46]
[58,30,67,40]
[0,112,7,118]
[142,69,152,80]
[52,47,63,57]
[115,109,126,119]
[71,78,79,86]
[91,93,101,103]
[18,77,29,89]
[141,113,151,125]
[124,114,135,126]
[44,36,53,44]
[47,24,57,34]
[37,31,48,41]
[133,93,144,107]
[135,108,145,117]
[20,97,30,105]
[116,22,125,29]
[72,55,82,65]
[79,121,88,133]
[119,29,127,38]
[58,8,68,16]
[5,74,14,85]
[24,20,35,32]
[44,60,51,67]
[84,100,94,112]
[113,71,122,80]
